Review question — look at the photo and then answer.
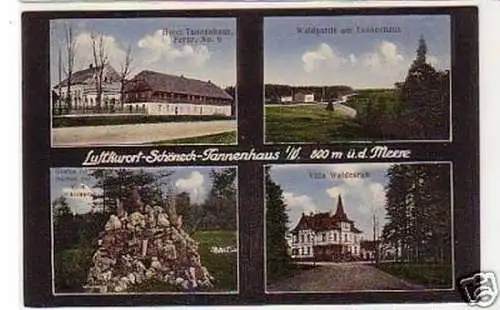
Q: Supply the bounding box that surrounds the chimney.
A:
[89,64,93,69]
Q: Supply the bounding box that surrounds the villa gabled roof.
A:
[291,195,362,234]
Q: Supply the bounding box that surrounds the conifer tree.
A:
[265,167,291,281]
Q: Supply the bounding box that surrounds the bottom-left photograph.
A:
[50,166,238,295]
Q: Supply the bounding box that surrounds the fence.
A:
[53,104,147,116]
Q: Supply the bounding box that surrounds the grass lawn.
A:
[265,105,362,143]
[152,131,237,145]
[375,262,453,288]
[192,230,238,292]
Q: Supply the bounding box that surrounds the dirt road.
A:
[267,263,425,292]
[52,120,236,147]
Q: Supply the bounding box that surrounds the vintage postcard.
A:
[265,162,453,292]
[264,15,451,143]
[50,18,237,147]
[50,166,238,294]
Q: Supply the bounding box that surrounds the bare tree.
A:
[63,25,77,111]
[119,44,133,104]
[90,32,109,111]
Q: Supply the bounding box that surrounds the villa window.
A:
[322,233,326,242]
[345,234,348,242]
[333,233,337,242]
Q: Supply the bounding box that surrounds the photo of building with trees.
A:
[264,15,451,143]
[51,167,238,294]
[265,163,452,292]
[50,18,237,146]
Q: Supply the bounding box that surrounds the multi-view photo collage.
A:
[23,8,477,305]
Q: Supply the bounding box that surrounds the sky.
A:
[50,18,236,88]
[264,15,451,88]
[268,163,394,240]
[50,166,233,214]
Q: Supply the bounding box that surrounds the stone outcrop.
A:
[84,189,214,293]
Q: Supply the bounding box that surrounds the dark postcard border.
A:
[22,6,478,307]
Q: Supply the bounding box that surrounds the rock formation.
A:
[83,187,214,293]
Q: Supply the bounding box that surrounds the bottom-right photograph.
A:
[265,162,453,293]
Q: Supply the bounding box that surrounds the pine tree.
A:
[265,167,291,282]
[399,36,450,140]
[204,168,237,230]
[89,169,173,214]
[383,164,451,264]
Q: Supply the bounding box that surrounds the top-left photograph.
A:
[50,17,237,147]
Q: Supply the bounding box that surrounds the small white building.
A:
[294,92,315,103]
[280,96,293,104]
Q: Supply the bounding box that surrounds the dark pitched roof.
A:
[291,212,340,232]
[55,64,120,88]
[124,70,232,100]
[291,195,361,234]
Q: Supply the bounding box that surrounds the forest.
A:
[382,163,452,264]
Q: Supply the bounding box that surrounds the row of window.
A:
[293,232,358,244]
[292,247,312,256]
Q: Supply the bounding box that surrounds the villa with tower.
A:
[289,195,363,262]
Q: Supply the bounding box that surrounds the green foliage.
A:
[346,90,403,140]
[382,164,451,265]
[265,168,292,283]
[193,230,238,291]
[188,168,237,231]
[53,114,234,128]
[89,169,173,214]
[375,263,452,288]
[153,131,237,145]
[398,36,450,139]
[54,247,95,293]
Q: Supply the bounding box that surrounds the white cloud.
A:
[302,43,347,73]
[288,40,413,88]
[427,55,440,67]
[283,192,318,215]
[325,186,347,199]
[326,178,386,217]
[175,171,205,203]
[72,32,127,73]
[361,41,404,69]
[137,29,211,67]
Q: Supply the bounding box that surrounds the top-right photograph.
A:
[264,15,451,143]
